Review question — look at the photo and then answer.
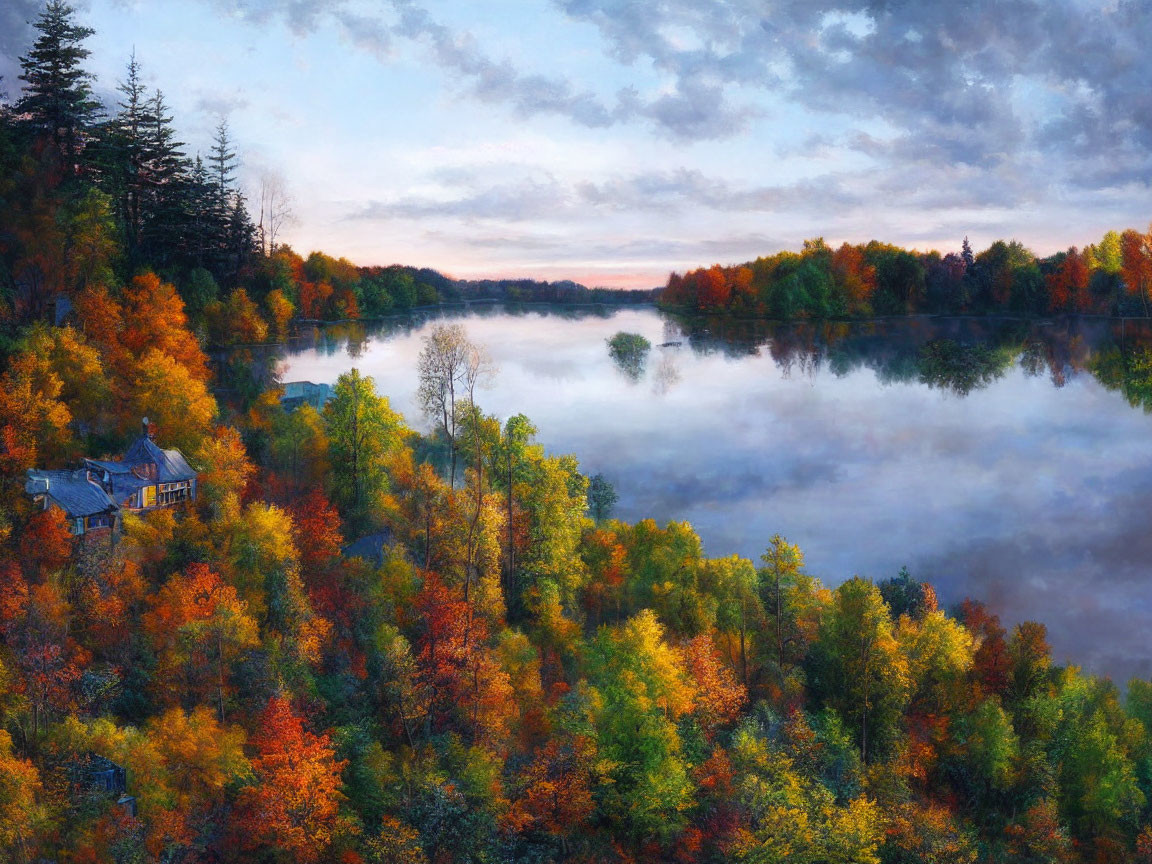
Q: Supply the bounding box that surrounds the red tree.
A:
[236,696,346,863]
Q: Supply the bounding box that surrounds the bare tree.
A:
[417,324,494,487]
[257,170,295,255]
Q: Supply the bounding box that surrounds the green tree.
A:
[760,535,806,691]
[17,0,100,160]
[701,554,761,688]
[585,611,696,844]
[324,368,406,528]
[729,716,884,864]
[586,473,618,522]
[810,577,910,763]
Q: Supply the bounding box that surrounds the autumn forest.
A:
[4,3,1152,864]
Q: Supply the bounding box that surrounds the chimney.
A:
[142,417,155,440]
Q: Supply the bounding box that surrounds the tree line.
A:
[663,231,1152,319]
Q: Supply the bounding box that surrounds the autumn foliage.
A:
[4,6,1152,863]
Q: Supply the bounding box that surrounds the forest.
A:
[4,2,1152,863]
[663,232,1152,319]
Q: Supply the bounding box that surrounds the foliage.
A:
[2,8,1152,864]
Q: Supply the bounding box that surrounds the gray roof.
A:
[26,470,118,518]
[85,458,133,475]
[342,531,395,565]
[122,436,197,482]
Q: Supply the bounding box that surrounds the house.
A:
[75,753,137,817]
[84,422,198,511]
[342,530,394,567]
[25,468,120,539]
[25,419,198,539]
[280,380,333,412]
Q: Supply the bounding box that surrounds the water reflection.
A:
[261,306,1152,685]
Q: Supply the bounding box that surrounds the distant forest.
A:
[663,231,1152,319]
[0,4,652,352]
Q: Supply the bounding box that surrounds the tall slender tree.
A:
[109,51,153,261]
[140,89,190,268]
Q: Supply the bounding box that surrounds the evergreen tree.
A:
[209,119,237,208]
[187,154,214,269]
[109,51,153,262]
[204,120,242,275]
[139,89,190,269]
[17,0,101,161]
[226,191,256,278]
[961,236,975,271]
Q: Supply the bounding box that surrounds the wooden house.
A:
[25,468,120,539]
[26,419,198,539]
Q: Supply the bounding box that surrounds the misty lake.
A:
[264,305,1152,685]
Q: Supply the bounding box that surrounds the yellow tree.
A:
[265,289,295,339]
[75,707,250,859]
[18,324,111,435]
[195,425,255,516]
[130,348,216,453]
[0,347,72,477]
[729,723,884,864]
[897,609,975,716]
[1121,227,1152,315]
[0,730,44,863]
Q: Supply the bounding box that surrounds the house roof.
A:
[123,436,197,482]
[26,470,118,518]
[84,458,133,475]
[342,531,394,565]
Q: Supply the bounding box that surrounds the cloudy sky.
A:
[2,0,1151,287]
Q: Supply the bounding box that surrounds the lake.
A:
[269,305,1152,685]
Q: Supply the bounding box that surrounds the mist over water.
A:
[273,306,1152,685]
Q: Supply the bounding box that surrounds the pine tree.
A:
[203,120,241,274]
[187,154,213,269]
[17,0,101,162]
[209,119,237,209]
[111,51,154,261]
[226,191,256,278]
[140,89,190,268]
[961,236,975,271]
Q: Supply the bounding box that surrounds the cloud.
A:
[558,0,1152,176]
[347,158,1059,234]
[194,89,251,117]
[418,228,795,264]
[350,167,867,224]
[194,0,751,140]
[353,176,570,222]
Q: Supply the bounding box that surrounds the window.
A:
[158,482,189,506]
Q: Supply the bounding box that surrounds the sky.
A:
[2,0,1151,288]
